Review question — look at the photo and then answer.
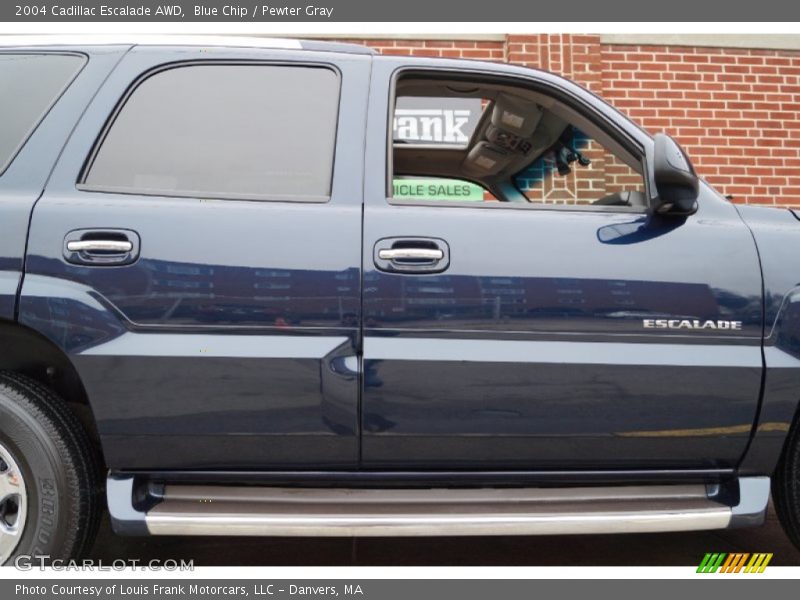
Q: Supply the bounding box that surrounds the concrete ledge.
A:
[295,33,507,42]
[601,34,800,51]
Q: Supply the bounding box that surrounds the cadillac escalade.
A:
[1,35,800,562]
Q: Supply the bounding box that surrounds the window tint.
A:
[84,64,340,201]
[0,53,85,174]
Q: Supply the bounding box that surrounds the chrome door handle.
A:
[66,240,133,253]
[374,237,450,274]
[63,229,140,266]
[377,248,444,261]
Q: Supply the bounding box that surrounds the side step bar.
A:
[107,476,770,537]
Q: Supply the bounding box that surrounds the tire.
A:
[773,413,800,552]
[0,372,102,565]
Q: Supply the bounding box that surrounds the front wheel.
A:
[773,413,800,552]
[0,373,102,564]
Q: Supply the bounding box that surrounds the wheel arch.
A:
[0,318,103,464]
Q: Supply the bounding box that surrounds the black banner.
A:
[5,579,800,600]
[2,0,800,22]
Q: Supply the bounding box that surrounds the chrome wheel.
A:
[0,443,26,564]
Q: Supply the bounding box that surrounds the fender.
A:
[736,205,800,475]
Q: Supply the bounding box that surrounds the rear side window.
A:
[82,64,341,202]
[0,53,85,174]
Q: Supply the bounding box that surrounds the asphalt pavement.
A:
[89,500,800,566]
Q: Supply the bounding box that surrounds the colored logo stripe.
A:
[697,553,773,573]
[697,553,727,573]
[745,553,773,573]
[721,553,749,573]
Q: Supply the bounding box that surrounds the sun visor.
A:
[491,94,542,138]
[463,142,510,176]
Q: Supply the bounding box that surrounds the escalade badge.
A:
[643,319,743,331]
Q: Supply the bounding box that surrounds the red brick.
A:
[350,35,800,208]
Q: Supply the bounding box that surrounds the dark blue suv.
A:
[1,36,800,562]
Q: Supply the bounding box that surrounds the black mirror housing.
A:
[652,133,699,216]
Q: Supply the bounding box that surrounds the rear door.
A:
[360,57,764,471]
[20,45,369,470]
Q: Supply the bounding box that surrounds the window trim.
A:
[76,59,342,204]
[385,67,650,214]
[388,197,646,214]
[0,51,87,177]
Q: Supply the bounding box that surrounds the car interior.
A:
[392,73,648,208]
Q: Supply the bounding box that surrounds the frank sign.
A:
[393,97,483,145]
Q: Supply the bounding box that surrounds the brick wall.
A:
[339,35,800,208]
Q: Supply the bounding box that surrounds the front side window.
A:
[390,73,646,210]
[0,53,85,174]
[83,64,340,201]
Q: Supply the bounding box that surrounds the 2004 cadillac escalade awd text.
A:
[2,35,800,563]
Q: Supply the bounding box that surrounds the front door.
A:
[360,58,763,471]
[20,46,370,470]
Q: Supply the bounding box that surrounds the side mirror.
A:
[652,133,699,216]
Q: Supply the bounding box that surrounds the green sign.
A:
[393,178,485,201]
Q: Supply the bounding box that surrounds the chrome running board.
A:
[107,477,771,537]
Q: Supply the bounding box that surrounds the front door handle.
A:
[373,237,450,274]
[377,248,444,262]
[63,229,140,266]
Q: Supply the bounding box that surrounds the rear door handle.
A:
[66,240,133,253]
[373,237,450,274]
[63,229,140,266]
